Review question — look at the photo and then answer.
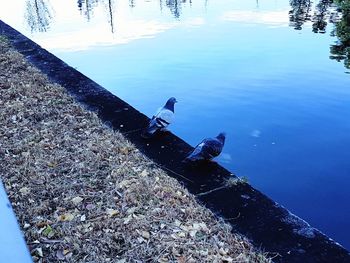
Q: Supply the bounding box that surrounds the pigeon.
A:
[141,97,177,138]
[184,132,226,162]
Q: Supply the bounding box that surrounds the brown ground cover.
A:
[0,39,271,263]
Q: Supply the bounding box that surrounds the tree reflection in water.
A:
[163,0,191,19]
[330,0,350,69]
[289,0,312,30]
[312,0,333,33]
[22,0,350,70]
[77,0,115,32]
[77,0,99,21]
[289,0,350,69]
[75,0,190,32]
[25,0,53,32]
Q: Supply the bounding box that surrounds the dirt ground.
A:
[0,38,272,262]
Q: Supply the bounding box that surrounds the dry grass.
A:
[0,39,271,263]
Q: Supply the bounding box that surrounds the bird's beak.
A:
[175,99,178,103]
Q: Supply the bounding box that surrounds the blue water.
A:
[1,0,349,249]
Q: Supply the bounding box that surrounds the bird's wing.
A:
[202,138,223,158]
[156,108,174,123]
[145,108,174,136]
[152,107,163,118]
[185,141,206,161]
[185,138,224,162]
[153,108,174,129]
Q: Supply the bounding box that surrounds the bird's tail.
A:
[182,153,201,163]
[141,125,158,139]
[141,131,152,139]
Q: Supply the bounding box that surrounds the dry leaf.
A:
[189,230,197,237]
[177,232,186,238]
[123,215,132,224]
[106,208,118,217]
[58,213,74,222]
[85,204,95,210]
[140,170,149,177]
[71,196,83,205]
[174,219,181,227]
[222,256,233,262]
[47,161,57,167]
[56,249,65,260]
[42,225,55,238]
[35,247,43,258]
[126,207,137,215]
[141,230,150,239]
[19,187,30,195]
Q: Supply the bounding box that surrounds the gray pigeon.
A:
[184,133,226,162]
[142,97,177,138]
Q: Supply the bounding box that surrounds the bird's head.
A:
[217,132,226,144]
[168,97,178,104]
[164,97,177,111]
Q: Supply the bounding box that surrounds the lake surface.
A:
[1,0,350,249]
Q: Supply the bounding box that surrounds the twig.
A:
[155,163,194,183]
[196,185,227,197]
[121,128,143,135]
[39,237,63,244]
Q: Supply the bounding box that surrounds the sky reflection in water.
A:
[1,0,350,250]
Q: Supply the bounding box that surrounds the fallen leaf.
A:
[65,252,73,259]
[189,230,197,237]
[71,196,83,205]
[106,208,118,217]
[42,225,55,238]
[85,204,95,210]
[35,247,43,258]
[47,161,57,168]
[19,187,30,195]
[58,213,74,222]
[174,219,181,227]
[140,170,149,177]
[141,230,150,239]
[222,256,233,262]
[219,247,228,256]
[126,207,136,215]
[123,215,132,225]
[177,232,186,238]
[158,257,169,263]
[38,226,46,234]
[56,249,65,260]
[120,147,130,155]
[36,221,51,228]
[199,222,209,232]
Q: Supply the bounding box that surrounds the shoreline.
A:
[1,20,350,262]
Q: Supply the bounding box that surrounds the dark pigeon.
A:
[141,97,177,138]
[184,132,226,162]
